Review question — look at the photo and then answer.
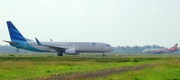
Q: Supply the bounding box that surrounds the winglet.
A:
[35,38,42,45]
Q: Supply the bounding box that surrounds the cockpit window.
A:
[106,44,110,46]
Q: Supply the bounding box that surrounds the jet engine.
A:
[65,49,79,55]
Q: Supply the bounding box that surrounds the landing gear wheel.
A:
[57,52,63,56]
[102,53,105,57]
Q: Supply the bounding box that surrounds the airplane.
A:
[3,21,114,56]
[142,43,178,54]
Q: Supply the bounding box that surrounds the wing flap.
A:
[42,45,65,51]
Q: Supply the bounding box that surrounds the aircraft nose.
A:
[111,47,115,51]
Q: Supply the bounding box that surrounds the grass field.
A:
[96,58,180,80]
[0,54,180,80]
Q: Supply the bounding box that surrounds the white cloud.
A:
[151,5,159,12]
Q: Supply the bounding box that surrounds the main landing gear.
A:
[57,52,63,56]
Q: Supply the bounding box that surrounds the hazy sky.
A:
[1,0,180,47]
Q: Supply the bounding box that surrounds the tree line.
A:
[111,45,180,54]
[0,44,179,54]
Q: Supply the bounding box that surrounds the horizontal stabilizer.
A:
[2,40,18,44]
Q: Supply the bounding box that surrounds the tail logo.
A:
[171,43,178,51]
[7,21,26,41]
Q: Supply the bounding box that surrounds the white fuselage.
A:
[143,49,170,53]
[23,41,114,53]
[5,21,114,56]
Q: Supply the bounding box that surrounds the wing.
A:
[35,38,65,52]
[42,45,65,52]
[153,49,163,53]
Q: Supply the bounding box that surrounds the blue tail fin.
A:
[6,21,26,41]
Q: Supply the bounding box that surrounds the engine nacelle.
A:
[65,49,79,55]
